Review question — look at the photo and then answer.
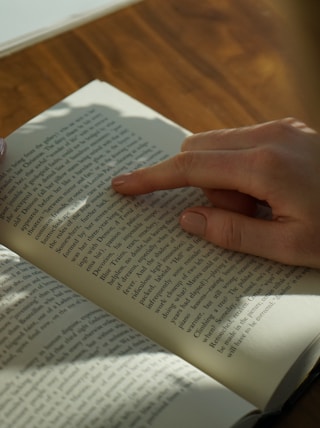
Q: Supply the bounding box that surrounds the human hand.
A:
[112,118,320,268]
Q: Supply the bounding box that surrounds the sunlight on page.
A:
[234,292,320,364]
[0,243,254,427]
[106,160,117,168]
[52,197,88,224]
[16,106,72,134]
[0,252,29,309]
[0,288,28,311]
[229,293,320,410]
[2,80,319,417]
[0,352,254,428]
[0,289,29,309]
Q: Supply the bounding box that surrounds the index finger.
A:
[112,149,253,196]
[181,118,315,152]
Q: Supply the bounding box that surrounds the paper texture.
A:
[0,246,255,428]
[1,80,320,411]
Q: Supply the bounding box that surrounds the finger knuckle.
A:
[270,117,304,140]
[173,151,197,183]
[253,145,282,169]
[281,226,319,267]
[250,141,290,181]
[181,134,197,151]
[216,216,244,252]
[181,130,217,151]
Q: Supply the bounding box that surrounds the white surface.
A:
[0,0,141,57]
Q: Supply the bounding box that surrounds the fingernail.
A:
[180,212,206,236]
[0,138,6,157]
[112,173,132,187]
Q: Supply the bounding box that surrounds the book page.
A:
[0,245,254,428]
[0,0,141,58]
[0,80,320,410]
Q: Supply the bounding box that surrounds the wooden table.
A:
[0,0,319,426]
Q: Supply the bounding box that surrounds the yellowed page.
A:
[0,80,319,410]
[0,245,254,428]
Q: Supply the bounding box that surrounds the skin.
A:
[112,118,320,269]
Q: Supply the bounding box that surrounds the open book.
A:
[0,80,319,428]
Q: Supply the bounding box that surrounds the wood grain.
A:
[0,1,319,427]
[0,0,311,136]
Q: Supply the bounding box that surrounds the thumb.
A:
[179,207,290,264]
